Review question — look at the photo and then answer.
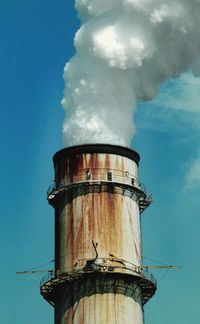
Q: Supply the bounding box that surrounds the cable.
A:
[142,256,169,266]
[24,259,55,272]
[157,269,170,282]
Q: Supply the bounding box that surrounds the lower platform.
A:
[40,264,157,307]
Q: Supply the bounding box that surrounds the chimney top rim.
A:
[53,144,140,165]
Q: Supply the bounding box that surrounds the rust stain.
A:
[53,148,143,323]
[105,153,111,170]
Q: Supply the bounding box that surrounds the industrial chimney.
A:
[40,144,157,323]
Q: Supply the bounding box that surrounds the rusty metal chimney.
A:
[40,144,156,323]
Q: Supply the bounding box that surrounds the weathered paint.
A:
[53,145,144,323]
[55,152,141,270]
[55,279,143,324]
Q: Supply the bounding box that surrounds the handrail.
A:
[47,179,152,211]
[47,175,148,199]
[40,259,157,289]
[40,271,55,287]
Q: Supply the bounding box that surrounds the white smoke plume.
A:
[62,0,200,147]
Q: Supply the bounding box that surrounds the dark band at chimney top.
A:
[53,144,140,165]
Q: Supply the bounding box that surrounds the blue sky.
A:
[1,1,200,323]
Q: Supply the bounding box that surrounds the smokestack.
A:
[40,144,156,323]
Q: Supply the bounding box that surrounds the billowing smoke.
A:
[62,0,200,147]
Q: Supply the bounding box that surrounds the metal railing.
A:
[40,271,55,287]
[47,168,148,198]
[141,269,157,287]
[40,258,157,289]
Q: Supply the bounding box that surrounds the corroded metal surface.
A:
[54,152,141,272]
[43,145,155,323]
[55,277,143,324]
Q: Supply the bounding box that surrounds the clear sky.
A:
[1,1,200,324]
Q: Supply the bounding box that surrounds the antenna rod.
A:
[142,265,182,270]
[16,270,53,275]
